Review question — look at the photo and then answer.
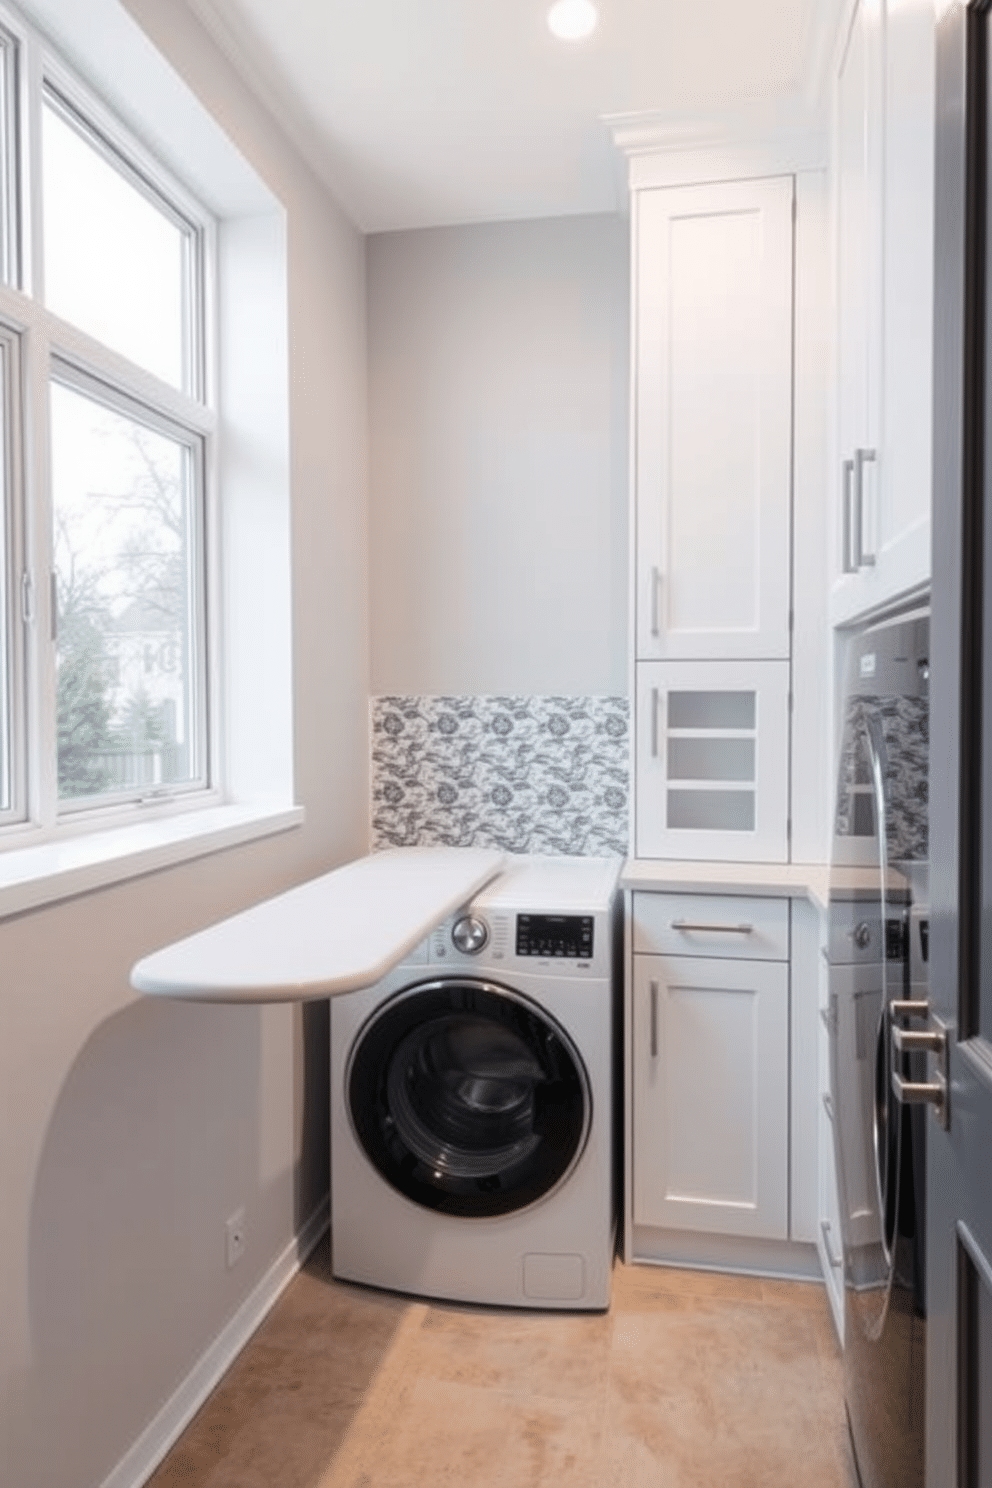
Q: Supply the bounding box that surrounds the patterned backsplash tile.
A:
[834,694,929,861]
[371,695,629,857]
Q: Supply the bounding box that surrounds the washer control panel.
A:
[451,914,489,955]
[516,914,594,960]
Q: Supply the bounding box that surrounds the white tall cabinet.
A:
[615,121,831,1279]
[634,177,793,665]
[633,174,797,863]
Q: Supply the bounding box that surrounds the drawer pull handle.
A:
[650,687,660,758]
[670,919,755,935]
[650,566,662,637]
[650,979,659,1059]
[820,1219,843,1270]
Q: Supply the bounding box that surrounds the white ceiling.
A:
[188,0,845,233]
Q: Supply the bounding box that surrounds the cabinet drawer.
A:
[632,892,789,961]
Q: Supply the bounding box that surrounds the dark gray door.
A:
[929,4,992,1481]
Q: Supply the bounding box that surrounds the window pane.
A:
[0,344,10,811]
[667,690,756,730]
[667,789,756,832]
[0,29,17,286]
[667,737,756,782]
[42,94,192,390]
[51,380,204,804]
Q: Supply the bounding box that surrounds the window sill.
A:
[0,802,305,920]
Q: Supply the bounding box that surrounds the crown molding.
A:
[604,91,829,190]
[605,0,848,190]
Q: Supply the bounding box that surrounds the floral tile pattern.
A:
[835,695,929,861]
[371,696,629,857]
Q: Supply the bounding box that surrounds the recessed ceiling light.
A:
[547,0,598,42]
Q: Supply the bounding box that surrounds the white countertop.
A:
[130,846,504,1003]
[620,859,831,913]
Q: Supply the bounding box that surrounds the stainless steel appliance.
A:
[827,607,929,1488]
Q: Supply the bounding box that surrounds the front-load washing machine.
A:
[330,854,621,1310]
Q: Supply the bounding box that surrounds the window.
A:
[0,8,219,837]
[0,327,18,818]
[41,88,201,393]
[50,373,206,807]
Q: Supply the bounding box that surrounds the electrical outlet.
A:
[226,1207,246,1268]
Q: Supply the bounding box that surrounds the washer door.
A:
[347,978,591,1218]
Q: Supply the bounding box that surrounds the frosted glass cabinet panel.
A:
[632,953,789,1240]
[635,660,790,861]
[634,175,793,661]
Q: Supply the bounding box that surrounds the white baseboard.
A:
[100,1197,330,1488]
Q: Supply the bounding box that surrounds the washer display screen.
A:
[516,914,593,959]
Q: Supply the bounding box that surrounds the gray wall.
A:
[368,214,629,697]
[0,5,370,1487]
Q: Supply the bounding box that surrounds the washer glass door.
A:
[347,979,591,1218]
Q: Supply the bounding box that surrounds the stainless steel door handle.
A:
[650,687,659,758]
[842,458,856,573]
[854,447,877,567]
[891,999,931,1023]
[892,1025,944,1055]
[890,1009,949,1128]
[891,1069,947,1114]
[670,920,754,935]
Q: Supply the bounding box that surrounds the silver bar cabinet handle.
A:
[854,447,877,567]
[650,566,661,638]
[842,458,856,573]
[670,919,754,935]
[820,1219,843,1270]
[650,687,659,758]
[650,980,659,1059]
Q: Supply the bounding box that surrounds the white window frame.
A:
[0,16,223,833]
[0,0,300,910]
[0,323,24,822]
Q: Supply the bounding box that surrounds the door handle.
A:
[650,566,662,638]
[853,447,877,568]
[670,919,754,935]
[890,1004,949,1129]
[820,1219,843,1271]
[650,979,659,1059]
[842,458,856,573]
[650,687,659,759]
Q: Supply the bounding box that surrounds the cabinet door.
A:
[635,659,789,862]
[817,923,844,1336]
[632,954,789,1240]
[634,176,793,662]
[833,0,934,619]
[875,0,934,598]
[835,0,883,586]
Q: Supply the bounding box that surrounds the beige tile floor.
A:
[147,1238,858,1488]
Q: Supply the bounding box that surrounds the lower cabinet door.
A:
[633,953,789,1240]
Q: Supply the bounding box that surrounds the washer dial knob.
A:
[452,915,489,955]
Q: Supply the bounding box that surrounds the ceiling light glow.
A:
[547,0,598,42]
